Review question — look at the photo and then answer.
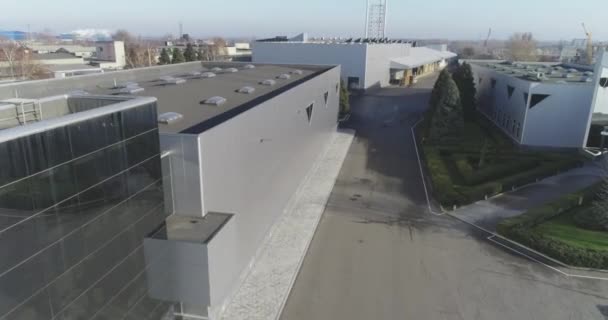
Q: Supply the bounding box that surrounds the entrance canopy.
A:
[390,47,457,69]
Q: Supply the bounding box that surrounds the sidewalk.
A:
[218,129,355,320]
[450,162,603,232]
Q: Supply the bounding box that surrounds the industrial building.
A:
[253,33,456,89]
[0,61,340,319]
[469,50,608,149]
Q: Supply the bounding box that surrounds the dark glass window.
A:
[0,139,28,186]
[491,78,497,88]
[306,104,314,123]
[122,103,157,139]
[529,94,550,109]
[507,85,515,98]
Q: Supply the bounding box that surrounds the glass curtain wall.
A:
[0,102,172,319]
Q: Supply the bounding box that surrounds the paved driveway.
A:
[280,75,608,320]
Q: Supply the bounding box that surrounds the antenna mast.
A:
[366,0,388,39]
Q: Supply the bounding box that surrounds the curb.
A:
[410,119,608,277]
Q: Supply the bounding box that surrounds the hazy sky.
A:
[2,0,607,41]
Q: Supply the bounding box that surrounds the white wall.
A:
[95,41,126,69]
[523,82,594,148]
[253,42,412,90]
[583,51,608,146]
[472,64,596,148]
[365,44,411,88]
[200,67,340,314]
[253,42,367,88]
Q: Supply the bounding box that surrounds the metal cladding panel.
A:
[198,66,341,312]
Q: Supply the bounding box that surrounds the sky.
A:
[2,0,607,41]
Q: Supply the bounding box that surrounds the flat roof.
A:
[90,64,328,134]
[391,47,457,69]
[471,61,595,84]
[0,62,332,135]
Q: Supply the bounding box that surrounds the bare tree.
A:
[506,32,538,62]
[0,38,21,78]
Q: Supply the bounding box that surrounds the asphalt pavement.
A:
[279,75,608,320]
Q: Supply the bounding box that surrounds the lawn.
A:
[534,209,608,252]
[497,184,608,269]
[419,114,584,207]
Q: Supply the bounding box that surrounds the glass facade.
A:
[0,102,172,319]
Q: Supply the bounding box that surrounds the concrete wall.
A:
[199,66,340,315]
[253,42,367,88]
[523,82,594,148]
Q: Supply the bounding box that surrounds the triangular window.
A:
[507,85,515,98]
[491,79,497,89]
[529,94,550,109]
[523,92,529,105]
[324,92,329,106]
[306,104,314,123]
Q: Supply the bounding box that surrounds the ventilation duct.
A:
[244,64,256,69]
[201,72,216,78]
[277,74,291,80]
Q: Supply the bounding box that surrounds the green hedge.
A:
[497,185,608,269]
[423,144,583,207]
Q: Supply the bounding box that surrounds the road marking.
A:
[410,118,444,216]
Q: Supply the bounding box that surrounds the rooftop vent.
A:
[237,86,256,94]
[563,73,574,79]
[260,79,276,86]
[584,77,594,83]
[585,71,594,76]
[277,74,291,80]
[290,69,303,75]
[568,68,578,73]
[201,72,216,78]
[119,82,144,94]
[119,86,145,94]
[211,67,222,72]
[224,68,239,73]
[244,64,256,69]
[188,71,202,77]
[158,112,184,124]
[160,76,186,85]
[203,96,227,106]
[68,90,89,95]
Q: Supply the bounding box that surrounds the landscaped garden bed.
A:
[497,184,608,269]
[417,65,583,208]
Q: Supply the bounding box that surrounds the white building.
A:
[469,50,608,149]
[0,61,340,319]
[93,40,127,69]
[253,33,456,89]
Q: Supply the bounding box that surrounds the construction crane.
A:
[484,28,492,48]
[582,23,593,65]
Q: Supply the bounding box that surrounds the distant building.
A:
[253,33,455,89]
[0,30,28,41]
[468,50,608,149]
[28,44,97,58]
[92,40,126,69]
